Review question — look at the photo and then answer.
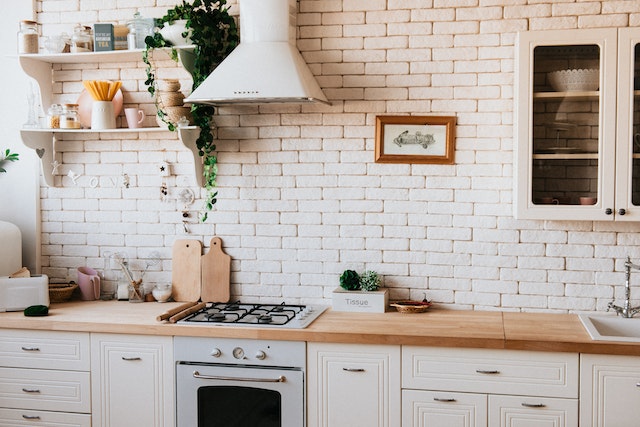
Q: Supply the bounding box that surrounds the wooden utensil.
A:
[200,237,231,303]
[156,301,198,321]
[169,301,206,323]
[171,239,202,302]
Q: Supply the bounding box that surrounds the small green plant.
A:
[339,269,382,291]
[359,270,381,291]
[339,270,361,291]
[0,149,19,173]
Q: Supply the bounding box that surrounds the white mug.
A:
[91,101,116,130]
[125,108,145,129]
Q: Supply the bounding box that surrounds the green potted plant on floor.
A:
[144,0,239,221]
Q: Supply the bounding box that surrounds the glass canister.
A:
[71,24,93,52]
[17,20,39,54]
[47,104,62,129]
[60,104,80,129]
[126,12,154,49]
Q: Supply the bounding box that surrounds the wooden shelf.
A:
[533,90,599,101]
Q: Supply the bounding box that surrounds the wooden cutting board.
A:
[171,239,202,302]
[201,237,231,303]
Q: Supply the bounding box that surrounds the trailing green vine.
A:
[144,0,238,221]
[0,149,19,173]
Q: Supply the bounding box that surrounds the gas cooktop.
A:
[178,302,328,329]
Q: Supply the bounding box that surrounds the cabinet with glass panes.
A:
[515,28,640,221]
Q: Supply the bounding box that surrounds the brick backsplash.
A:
[31,0,640,312]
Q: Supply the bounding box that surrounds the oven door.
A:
[176,362,304,427]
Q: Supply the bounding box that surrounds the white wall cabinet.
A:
[580,353,640,427]
[515,28,640,221]
[402,346,579,427]
[307,342,401,427]
[0,329,91,426]
[90,333,175,427]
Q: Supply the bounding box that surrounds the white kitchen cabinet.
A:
[18,49,203,187]
[307,342,401,427]
[402,346,579,427]
[0,329,91,425]
[580,353,640,427]
[91,333,174,427]
[515,28,640,221]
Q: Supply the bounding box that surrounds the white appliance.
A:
[185,0,329,106]
[0,274,49,312]
[0,221,21,276]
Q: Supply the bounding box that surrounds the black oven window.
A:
[198,386,281,427]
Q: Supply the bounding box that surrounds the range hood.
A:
[184,0,329,106]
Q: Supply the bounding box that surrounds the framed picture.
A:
[374,115,456,164]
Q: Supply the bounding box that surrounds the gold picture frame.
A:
[374,115,456,164]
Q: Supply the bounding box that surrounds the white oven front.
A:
[176,362,304,427]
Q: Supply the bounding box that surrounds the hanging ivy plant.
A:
[144,0,238,222]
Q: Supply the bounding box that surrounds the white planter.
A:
[159,20,192,46]
[332,288,389,313]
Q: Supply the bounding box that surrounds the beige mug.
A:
[124,108,145,129]
[77,266,101,301]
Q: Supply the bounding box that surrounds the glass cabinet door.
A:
[515,29,618,220]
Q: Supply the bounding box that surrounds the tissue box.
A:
[0,274,49,312]
[332,288,388,313]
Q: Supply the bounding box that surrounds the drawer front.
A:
[402,389,488,427]
[0,367,91,413]
[488,395,578,427]
[0,329,90,371]
[0,407,91,427]
[402,347,578,398]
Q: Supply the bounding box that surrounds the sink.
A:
[579,314,640,342]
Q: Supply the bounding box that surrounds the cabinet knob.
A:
[619,208,626,215]
[606,208,613,215]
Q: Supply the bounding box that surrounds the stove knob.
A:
[210,348,222,358]
[255,350,266,360]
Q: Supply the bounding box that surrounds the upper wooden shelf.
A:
[533,91,599,101]
[17,45,194,64]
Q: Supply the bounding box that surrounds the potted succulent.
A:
[333,269,388,313]
[144,0,239,221]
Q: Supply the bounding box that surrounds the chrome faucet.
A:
[608,257,640,318]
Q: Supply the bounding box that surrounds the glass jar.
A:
[47,104,62,129]
[60,104,80,129]
[17,20,39,54]
[71,24,93,52]
[128,282,144,303]
[126,12,154,50]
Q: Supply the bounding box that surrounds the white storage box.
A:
[332,288,389,313]
[0,274,49,312]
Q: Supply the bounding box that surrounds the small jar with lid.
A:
[71,24,93,52]
[17,20,39,54]
[47,104,62,129]
[60,104,80,129]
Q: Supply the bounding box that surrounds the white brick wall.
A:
[30,0,640,312]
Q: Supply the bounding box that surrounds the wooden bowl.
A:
[391,300,432,313]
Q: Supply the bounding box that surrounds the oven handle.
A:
[193,370,286,383]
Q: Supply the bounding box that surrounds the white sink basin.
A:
[579,314,640,342]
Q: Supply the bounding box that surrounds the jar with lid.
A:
[126,12,154,50]
[71,24,93,52]
[17,20,39,54]
[60,104,80,129]
[47,104,62,129]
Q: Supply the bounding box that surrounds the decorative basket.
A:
[391,300,432,314]
[49,282,78,303]
[547,68,599,92]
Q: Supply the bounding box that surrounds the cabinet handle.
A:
[619,208,627,216]
[433,397,456,402]
[521,402,546,408]
[21,346,40,352]
[22,388,41,393]
[122,356,142,361]
[22,414,41,420]
[606,208,613,215]
[475,369,500,374]
[342,368,365,372]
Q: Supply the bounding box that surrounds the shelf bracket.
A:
[20,130,56,187]
[177,127,204,187]
[19,56,53,113]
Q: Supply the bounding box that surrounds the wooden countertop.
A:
[2,300,640,355]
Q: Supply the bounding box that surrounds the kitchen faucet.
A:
[608,257,640,318]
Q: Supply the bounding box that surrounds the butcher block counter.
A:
[1,300,639,355]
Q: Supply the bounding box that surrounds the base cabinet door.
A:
[580,354,640,427]
[488,395,578,427]
[402,390,487,427]
[91,333,174,427]
[307,342,400,427]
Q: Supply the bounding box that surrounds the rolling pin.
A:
[156,301,198,322]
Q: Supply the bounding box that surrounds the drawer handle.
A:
[433,397,457,402]
[475,369,500,374]
[521,402,546,408]
[22,388,41,394]
[21,346,40,352]
[122,356,142,361]
[342,368,365,372]
[22,415,41,420]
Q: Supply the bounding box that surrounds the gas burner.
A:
[178,302,328,329]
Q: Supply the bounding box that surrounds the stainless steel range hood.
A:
[184,0,329,106]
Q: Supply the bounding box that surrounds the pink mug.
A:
[77,266,101,301]
[124,108,145,129]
